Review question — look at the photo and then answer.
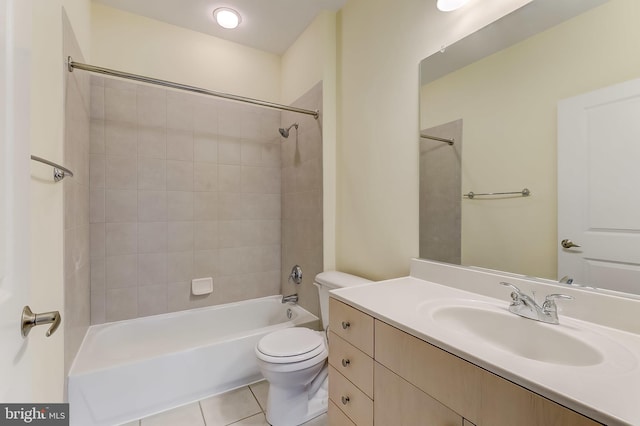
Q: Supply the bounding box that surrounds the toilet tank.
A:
[314,271,372,329]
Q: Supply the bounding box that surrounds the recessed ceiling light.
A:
[437,0,470,12]
[213,7,241,29]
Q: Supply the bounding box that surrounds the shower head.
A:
[278,123,298,138]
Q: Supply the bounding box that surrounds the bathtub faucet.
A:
[281,293,298,304]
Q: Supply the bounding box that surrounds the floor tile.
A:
[140,402,205,426]
[248,380,269,412]
[229,413,270,425]
[302,413,328,426]
[200,387,262,425]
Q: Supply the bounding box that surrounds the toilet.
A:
[255,271,371,426]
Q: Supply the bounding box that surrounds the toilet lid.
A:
[256,328,325,363]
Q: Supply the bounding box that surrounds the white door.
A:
[558,78,640,295]
[0,0,33,400]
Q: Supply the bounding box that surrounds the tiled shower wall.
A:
[63,14,91,373]
[89,77,283,323]
[280,82,324,319]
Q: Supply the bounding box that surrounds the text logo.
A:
[0,404,68,425]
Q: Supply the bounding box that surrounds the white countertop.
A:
[331,275,640,426]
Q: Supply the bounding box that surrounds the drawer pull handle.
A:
[341,321,351,329]
[342,358,351,367]
[341,396,350,405]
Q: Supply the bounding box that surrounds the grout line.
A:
[198,400,207,425]
[247,383,265,413]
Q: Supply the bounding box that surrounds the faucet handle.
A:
[500,282,523,301]
[544,293,574,303]
[545,293,573,301]
[543,293,573,311]
[499,281,521,292]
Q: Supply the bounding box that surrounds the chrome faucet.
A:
[281,293,298,304]
[500,282,573,325]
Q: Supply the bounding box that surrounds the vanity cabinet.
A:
[328,299,374,425]
[328,297,601,426]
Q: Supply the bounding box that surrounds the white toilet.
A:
[255,271,371,426]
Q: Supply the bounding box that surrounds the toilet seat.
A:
[256,328,326,364]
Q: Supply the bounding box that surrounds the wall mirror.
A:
[419,0,640,297]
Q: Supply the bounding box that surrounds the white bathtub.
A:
[68,295,319,426]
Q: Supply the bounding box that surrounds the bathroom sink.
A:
[418,300,604,366]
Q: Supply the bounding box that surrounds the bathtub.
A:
[68,295,319,426]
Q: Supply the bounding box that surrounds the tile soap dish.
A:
[192,277,213,295]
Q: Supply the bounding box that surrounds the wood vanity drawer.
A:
[374,362,462,426]
[329,365,373,426]
[375,319,601,426]
[328,400,356,426]
[328,331,374,398]
[375,319,483,421]
[329,298,374,357]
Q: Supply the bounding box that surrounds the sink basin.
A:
[416,298,617,367]
[426,302,603,366]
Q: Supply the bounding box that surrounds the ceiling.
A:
[94,0,347,55]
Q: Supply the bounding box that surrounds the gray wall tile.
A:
[138,128,167,159]
[194,162,218,192]
[138,284,168,317]
[137,86,166,128]
[167,252,193,284]
[194,136,217,163]
[106,287,138,321]
[138,253,167,286]
[194,221,218,250]
[218,165,241,193]
[106,254,137,288]
[194,192,218,220]
[90,154,105,188]
[167,221,194,252]
[166,160,194,191]
[105,222,138,255]
[138,158,166,190]
[166,130,194,161]
[105,86,136,124]
[90,188,105,223]
[138,222,168,253]
[105,189,137,222]
[138,190,168,222]
[90,79,290,323]
[105,122,137,157]
[167,191,194,221]
[106,155,137,189]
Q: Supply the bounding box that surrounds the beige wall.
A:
[281,11,338,271]
[31,0,91,402]
[335,0,531,280]
[420,0,640,280]
[91,4,281,104]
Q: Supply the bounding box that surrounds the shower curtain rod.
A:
[67,57,319,119]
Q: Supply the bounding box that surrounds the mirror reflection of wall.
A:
[419,120,462,264]
[419,0,640,290]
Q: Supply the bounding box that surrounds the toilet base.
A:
[265,375,328,426]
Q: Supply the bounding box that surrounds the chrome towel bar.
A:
[30,155,74,182]
[464,188,530,199]
[420,133,454,145]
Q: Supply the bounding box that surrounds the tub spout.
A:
[281,293,298,304]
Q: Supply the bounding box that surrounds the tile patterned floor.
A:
[120,381,328,426]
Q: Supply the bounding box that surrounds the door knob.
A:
[21,306,61,337]
[561,239,581,249]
